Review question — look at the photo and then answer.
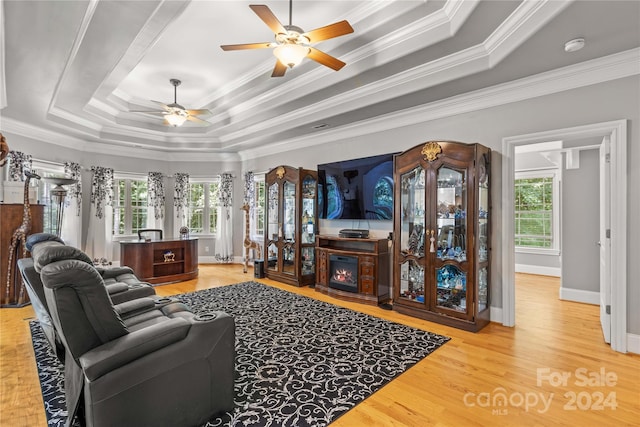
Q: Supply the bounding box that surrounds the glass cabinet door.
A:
[301,175,316,276]
[282,181,296,274]
[434,166,468,313]
[398,166,425,302]
[267,183,279,271]
[477,153,490,312]
[301,176,316,244]
[435,167,467,262]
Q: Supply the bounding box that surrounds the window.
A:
[31,167,63,235]
[514,171,559,250]
[188,180,219,234]
[253,177,265,238]
[113,177,148,236]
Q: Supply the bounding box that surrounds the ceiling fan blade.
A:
[307,47,346,71]
[221,42,273,51]
[271,60,288,77]
[185,109,211,116]
[129,110,165,114]
[250,4,287,35]
[303,20,354,43]
[186,115,210,126]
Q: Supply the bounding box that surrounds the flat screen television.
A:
[318,152,397,220]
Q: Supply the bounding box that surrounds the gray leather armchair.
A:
[19,233,157,360]
[40,257,235,427]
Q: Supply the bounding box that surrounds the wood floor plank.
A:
[1,267,638,426]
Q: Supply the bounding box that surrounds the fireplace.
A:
[329,254,358,293]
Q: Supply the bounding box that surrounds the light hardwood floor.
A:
[1,267,638,426]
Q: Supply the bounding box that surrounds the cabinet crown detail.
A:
[421,141,443,162]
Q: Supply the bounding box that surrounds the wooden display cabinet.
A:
[264,165,317,287]
[120,238,198,284]
[315,235,390,306]
[392,141,491,331]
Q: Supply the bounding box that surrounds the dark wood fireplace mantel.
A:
[315,235,390,306]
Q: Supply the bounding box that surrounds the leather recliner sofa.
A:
[18,233,157,360]
[38,246,236,426]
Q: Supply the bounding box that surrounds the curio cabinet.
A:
[393,141,491,331]
[264,165,317,287]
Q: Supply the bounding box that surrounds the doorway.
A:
[501,120,628,353]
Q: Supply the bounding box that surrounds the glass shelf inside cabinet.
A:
[400,166,426,257]
[268,183,279,241]
[436,264,467,312]
[436,167,467,262]
[399,259,425,303]
[478,156,489,262]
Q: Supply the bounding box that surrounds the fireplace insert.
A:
[329,254,358,292]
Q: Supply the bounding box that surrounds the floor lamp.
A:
[44,177,77,237]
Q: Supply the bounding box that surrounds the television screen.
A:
[318,152,397,220]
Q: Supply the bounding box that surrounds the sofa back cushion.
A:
[26,233,65,252]
[41,259,127,359]
[31,241,93,273]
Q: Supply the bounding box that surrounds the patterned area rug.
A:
[31,281,450,426]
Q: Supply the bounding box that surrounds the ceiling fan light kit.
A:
[130,78,211,127]
[220,1,354,77]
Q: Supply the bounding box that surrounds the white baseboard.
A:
[627,333,640,354]
[515,264,561,277]
[559,287,599,305]
[490,306,503,324]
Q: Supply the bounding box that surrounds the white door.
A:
[599,136,611,343]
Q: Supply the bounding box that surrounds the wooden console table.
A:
[120,238,198,284]
[315,235,390,306]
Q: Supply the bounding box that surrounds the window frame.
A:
[112,175,148,237]
[187,177,220,237]
[514,169,560,255]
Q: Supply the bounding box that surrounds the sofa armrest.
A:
[113,297,156,318]
[96,266,135,279]
[80,317,190,381]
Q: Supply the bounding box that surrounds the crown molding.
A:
[221,0,567,145]
[238,48,640,160]
[220,0,477,128]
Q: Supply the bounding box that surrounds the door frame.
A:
[501,120,627,353]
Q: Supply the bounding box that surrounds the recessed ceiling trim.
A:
[237,48,640,160]
[46,0,99,117]
[486,0,572,66]
[219,0,564,145]
[195,0,417,109]
[220,0,476,124]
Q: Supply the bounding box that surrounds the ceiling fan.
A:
[221,1,354,77]
[131,79,210,127]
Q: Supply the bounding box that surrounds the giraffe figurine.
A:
[5,170,40,306]
[241,203,262,273]
[0,133,9,167]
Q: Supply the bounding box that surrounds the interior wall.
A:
[246,75,639,334]
[3,75,638,335]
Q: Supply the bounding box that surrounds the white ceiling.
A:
[1,0,639,161]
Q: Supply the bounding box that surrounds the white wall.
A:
[5,75,639,335]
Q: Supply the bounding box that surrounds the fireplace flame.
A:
[332,268,354,283]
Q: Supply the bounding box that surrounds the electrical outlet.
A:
[205,246,210,252]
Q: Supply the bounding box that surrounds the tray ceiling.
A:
[1,0,639,160]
